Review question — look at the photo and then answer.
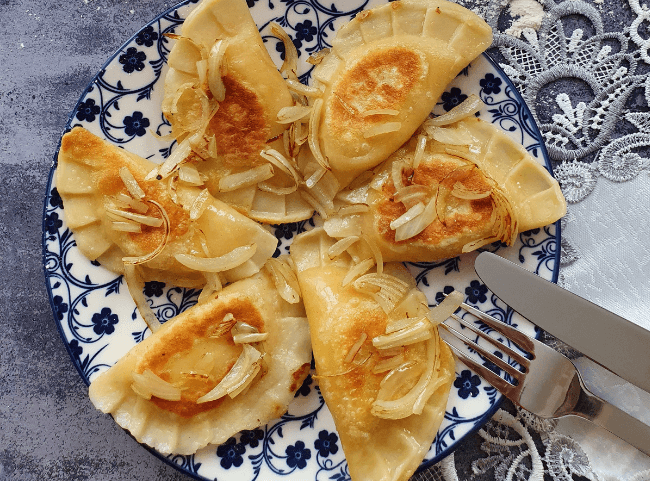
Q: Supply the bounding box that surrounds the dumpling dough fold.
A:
[89,267,312,455]
[56,126,277,287]
[290,228,454,481]
[309,0,492,188]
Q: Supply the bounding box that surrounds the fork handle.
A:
[573,385,650,456]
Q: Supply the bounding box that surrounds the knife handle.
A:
[574,377,650,455]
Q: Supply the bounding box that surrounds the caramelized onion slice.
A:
[175,244,257,272]
[131,369,181,401]
[197,344,263,402]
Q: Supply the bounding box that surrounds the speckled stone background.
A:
[1,1,191,479]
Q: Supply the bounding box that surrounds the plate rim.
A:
[41,0,562,477]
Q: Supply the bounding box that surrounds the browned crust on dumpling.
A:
[135,297,266,418]
[374,155,494,249]
[59,127,191,256]
[207,75,271,167]
[331,47,423,133]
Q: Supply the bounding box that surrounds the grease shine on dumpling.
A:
[326,115,567,262]
[56,127,277,288]
[162,0,313,223]
[89,267,311,455]
[309,0,492,188]
[290,228,455,481]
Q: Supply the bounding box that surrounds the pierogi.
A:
[307,0,492,189]
[56,127,277,288]
[162,0,313,223]
[324,116,567,262]
[89,267,311,455]
[290,228,455,481]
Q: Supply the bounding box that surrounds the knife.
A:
[473,251,650,394]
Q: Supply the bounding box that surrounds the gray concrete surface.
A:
[1,1,189,479]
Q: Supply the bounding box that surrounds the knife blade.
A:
[474,251,650,394]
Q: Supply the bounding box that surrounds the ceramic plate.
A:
[42,0,560,479]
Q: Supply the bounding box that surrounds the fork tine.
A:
[449,312,530,370]
[459,302,536,353]
[439,322,524,381]
[439,328,520,397]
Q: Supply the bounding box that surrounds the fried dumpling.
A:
[325,116,567,262]
[56,127,277,288]
[162,0,313,223]
[88,266,311,455]
[290,228,455,481]
[309,0,492,188]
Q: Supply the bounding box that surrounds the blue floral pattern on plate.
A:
[42,1,561,480]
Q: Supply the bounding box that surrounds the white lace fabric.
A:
[414,0,650,479]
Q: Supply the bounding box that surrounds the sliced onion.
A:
[179,164,204,186]
[270,22,298,80]
[337,204,369,216]
[394,195,437,242]
[114,193,148,213]
[386,315,428,334]
[363,122,401,138]
[362,109,399,117]
[450,181,491,200]
[111,221,142,233]
[328,235,359,259]
[219,164,274,192]
[462,236,500,253]
[363,235,384,275]
[131,369,181,401]
[372,353,406,374]
[146,138,193,181]
[391,160,406,192]
[233,332,269,344]
[371,334,441,419]
[429,290,464,325]
[122,200,170,266]
[260,148,302,185]
[277,105,312,124]
[285,78,324,97]
[198,271,223,304]
[189,188,211,220]
[308,98,330,170]
[208,39,228,102]
[341,258,375,287]
[413,134,428,169]
[119,167,146,199]
[258,181,298,195]
[105,206,163,227]
[175,244,257,272]
[300,189,329,219]
[307,48,330,65]
[266,257,301,304]
[206,313,236,338]
[197,344,263,402]
[323,214,362,238]
[429,94,484,127]
[372,318,432,349]
[123,263,161,333]
[305,165,327,189]
[353,273,409,314]
[390,202,425,230]
[393,184,430,210]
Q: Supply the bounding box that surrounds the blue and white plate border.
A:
[41,0,561,480]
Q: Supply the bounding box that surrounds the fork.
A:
[439,301,650,456]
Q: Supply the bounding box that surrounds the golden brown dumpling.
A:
[326,116,567,262]
[56,127,277,288]
[88,267,311,455]
[163,0,313,223]
[309,0,492,188]
[290,228,454,481]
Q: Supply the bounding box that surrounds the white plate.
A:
[42,0,560,479]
